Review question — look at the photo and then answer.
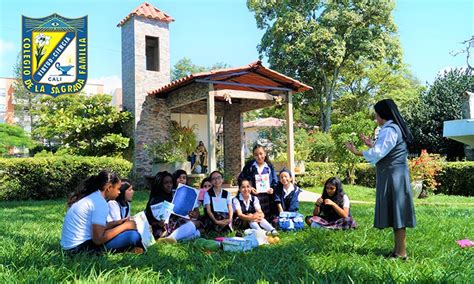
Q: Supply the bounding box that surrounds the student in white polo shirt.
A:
[60,170,142,254]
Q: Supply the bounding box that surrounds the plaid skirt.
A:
[151,215,192,239]
[232,217,250,231]
[201,212,231,233]
[308,216,357,230]
[256,193,276,221]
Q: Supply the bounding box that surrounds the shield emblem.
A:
[22,14,87,96]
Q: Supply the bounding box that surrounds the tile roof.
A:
[117,2,174,27]
[148,61,312,96]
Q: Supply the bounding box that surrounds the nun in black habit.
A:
[345,99,416,260]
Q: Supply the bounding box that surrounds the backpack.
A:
[278,211,305,231]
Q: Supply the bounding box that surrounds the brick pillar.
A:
[223,105,243,181]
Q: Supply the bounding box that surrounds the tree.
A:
[0,123,34,156]
[405,69,474,159]
[12,54,39,132]
[32,94,132,157]
[331,111,376,183]
[171,57,230,81]
[332,62,422,124]
[247,0,402,132]
[450,35,474,71]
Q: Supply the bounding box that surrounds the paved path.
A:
[223,188,473,206]
[299,190,320,202]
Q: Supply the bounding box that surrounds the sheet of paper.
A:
[198,188,207,202]
[131,211,155,249]
[172,184,199,218]
[150,201,174,222]
[212,197,228,213]
[255,173,271,193]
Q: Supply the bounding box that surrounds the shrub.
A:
[408,149,444,192]
[0,156,132,201]
[436,162,474,196]
[354,163,376,188]
[296,162,339,187]
[146,120,197,163]
[308,130,336,162]
[352,161,473,197]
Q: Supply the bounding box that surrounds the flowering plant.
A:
[408,149,444,192]
[34,33,51,68]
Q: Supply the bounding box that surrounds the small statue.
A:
[191,141,208,174]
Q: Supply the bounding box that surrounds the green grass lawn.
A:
[0,186,473,282]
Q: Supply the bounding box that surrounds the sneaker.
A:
[131,247,144,255]
[157,237,178,245]
[266,230,279,237]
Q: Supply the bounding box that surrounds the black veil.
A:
[374,99,413,144]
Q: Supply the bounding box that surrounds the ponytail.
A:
[67,170,120,207]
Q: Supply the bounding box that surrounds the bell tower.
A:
[118,2,173,127]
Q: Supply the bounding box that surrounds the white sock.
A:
[259,219,275,232]
[168,222,197,241]
[249,221,263,231]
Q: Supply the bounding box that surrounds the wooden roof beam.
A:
[195,79,293,92]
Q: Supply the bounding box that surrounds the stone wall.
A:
[135,95,170,182]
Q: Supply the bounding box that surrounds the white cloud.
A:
[89,75,121,94]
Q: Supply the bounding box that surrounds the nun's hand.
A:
[345,142,356,153]
[360,134,373,147]
[345,142,362,156]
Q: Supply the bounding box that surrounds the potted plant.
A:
[222,172,236,188]
[147,121,197,175]
[408,149,444,198]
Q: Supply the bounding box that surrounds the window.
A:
[146,36,159,71]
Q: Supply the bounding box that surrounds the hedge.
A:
[436,162,474,196]
[300,161,474,196]
[297,162,339,188]
[0,156,132,201]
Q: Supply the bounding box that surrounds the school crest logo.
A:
[22,14,87,96]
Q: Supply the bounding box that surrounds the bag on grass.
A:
[278,211,305,231]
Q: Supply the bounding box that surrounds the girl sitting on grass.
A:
[107,179,134,222]
[172,169,188,192]
[274,169,302,216]
[145,171,201,244]
[233,178,278,235]
[60,170,142,254]
[203,170,233,232]
[305,177,357,230]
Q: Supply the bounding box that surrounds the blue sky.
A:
[0,0,472,92]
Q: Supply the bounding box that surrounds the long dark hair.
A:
[236,177,252,199]
[200,177,211,188]
[115,179,132,207]
[149,171,173,201]
[67,170,120,207]
[252,144,273,166]
[146,171,173,224]
[319,177,347,221]
[321,177,345,208]
[172,169,187,189]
